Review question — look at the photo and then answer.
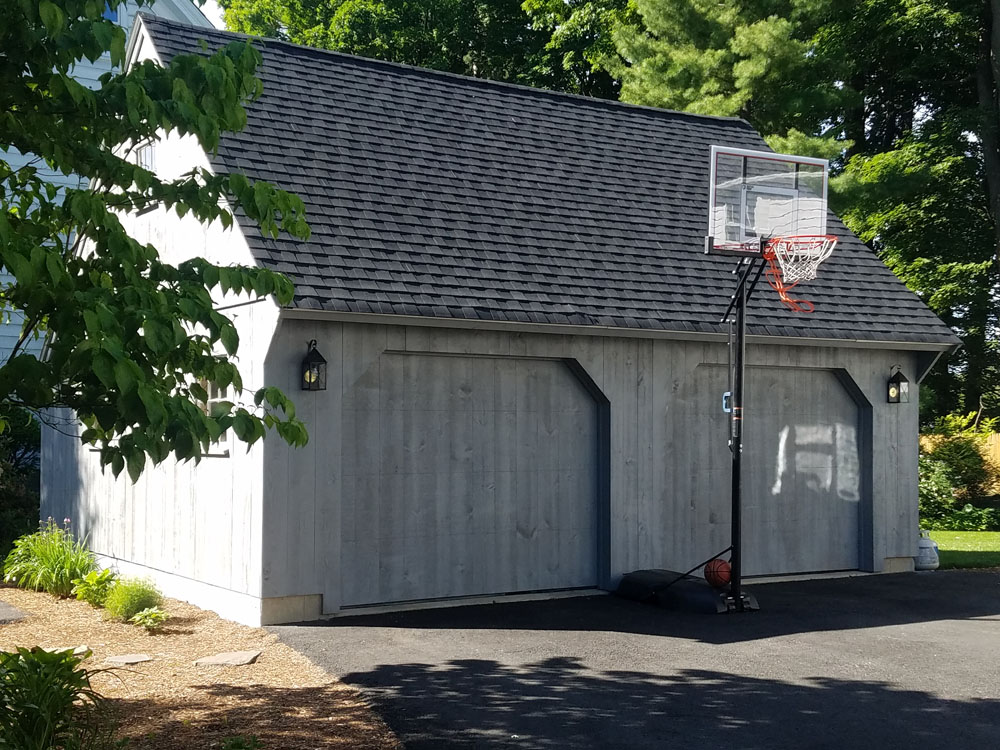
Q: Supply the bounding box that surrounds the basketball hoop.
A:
[762,234,837,313]
[704,147,838,614]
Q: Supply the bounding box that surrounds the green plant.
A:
[920,456,1000,531]
[922,413,1000,501]
[221,736,262,750]
[103,578,163,622]
[0,646,120,750]
[72,569,118,608]
[2,520,96,597]
[919,456,959,528]
[128,607,168,632]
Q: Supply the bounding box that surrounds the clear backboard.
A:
[705,146,830,254]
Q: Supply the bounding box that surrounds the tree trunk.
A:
[978,2,1000,272]
[993,0,1000,89]
[843,75,867,158]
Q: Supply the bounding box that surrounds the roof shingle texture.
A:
[143,16,959,346]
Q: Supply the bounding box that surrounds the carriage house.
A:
[41,16,959,626]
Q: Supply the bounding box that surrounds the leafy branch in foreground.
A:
[0,0,311,480]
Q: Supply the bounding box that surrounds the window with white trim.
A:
[135,141,155,171]
[201,380,232,458]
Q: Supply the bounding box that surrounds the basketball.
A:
[704,559,731,588]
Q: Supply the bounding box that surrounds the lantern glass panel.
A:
[301,341,328,391]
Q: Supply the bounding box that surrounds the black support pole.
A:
[730,269,747,611]
[720,254,762,614]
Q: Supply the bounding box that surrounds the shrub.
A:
[920,456,1000,531]
[922,413,1000,500]
[104,578,163,622]
[129,607,169,632]
[72,569,118,608]
[3,520,97,597]
[0,647,120,750]
[919,456,958,528]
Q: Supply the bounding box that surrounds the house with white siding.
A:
[0,1,213,360]
[42,16,960,626]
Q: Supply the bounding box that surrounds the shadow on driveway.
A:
[272,571,1000,749]
[294,571,1000,644]
[342,660,999,750]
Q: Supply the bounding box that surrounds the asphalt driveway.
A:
[270,571,1000,749]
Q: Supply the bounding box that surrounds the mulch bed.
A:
[0,587,400,749]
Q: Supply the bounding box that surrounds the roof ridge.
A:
[137,13,756,128]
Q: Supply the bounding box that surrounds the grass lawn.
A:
[928,531,1000,569]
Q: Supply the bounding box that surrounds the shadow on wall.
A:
[38,408,88,534]
[295,571,1000,644]
[342,660,1000,750]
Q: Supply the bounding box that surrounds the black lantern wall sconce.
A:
[301,339,327,391]
[887,365,909,404]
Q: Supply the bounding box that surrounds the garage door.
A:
[697,365,863,576]
[340,354,599,607]
[743,368,862,575]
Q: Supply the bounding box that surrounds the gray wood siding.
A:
[337,352,598,606]
[692,365,862,574]
[264,321,921,613]
[40,298,277,603]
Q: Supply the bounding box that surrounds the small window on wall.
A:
[103,3,119,22]
[135,141,155,171]
[201,380,232,457]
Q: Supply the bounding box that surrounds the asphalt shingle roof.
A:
[141,16,959,347]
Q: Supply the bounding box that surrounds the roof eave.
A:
[279,308,958,352]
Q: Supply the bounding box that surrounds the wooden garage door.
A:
[340,354,599,607]
[742,368,862,575]
[696,365,863,576]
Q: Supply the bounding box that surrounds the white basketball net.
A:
[766,235,837,285]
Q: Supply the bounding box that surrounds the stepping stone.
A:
[42,645,90,656]
[194,650,261,666]
[105,654,152,665]
[0,601,25,624]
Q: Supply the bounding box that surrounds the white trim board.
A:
[95,554,264,627]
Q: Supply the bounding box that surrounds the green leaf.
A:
[45,252,66,286]
[209,400,234,419]
[126,449,145,483]
[143,319,172,354]
[111,453,125,478]
[219,323,239,355]
[232,411,255,441]
[93,353,116,389]
[5,253,32,287]
[137,384,166,427]
[38,1,65,35]
[190,381,208,403]
[114,360,138,395]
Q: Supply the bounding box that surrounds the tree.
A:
[611,0,838,140]
[0,0,310,481]
[613,0,1000,419]
[220,0,622,96]
[521,0,630,98]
